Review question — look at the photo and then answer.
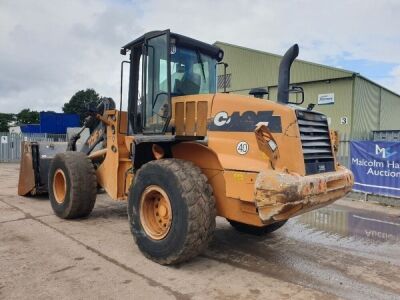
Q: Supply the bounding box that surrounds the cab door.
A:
[142,31,171,134]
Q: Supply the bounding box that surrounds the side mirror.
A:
[288,86,304,105]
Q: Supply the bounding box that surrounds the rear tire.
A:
[48,152,97,219]
[128,159,216,265]
[228,219,287,235]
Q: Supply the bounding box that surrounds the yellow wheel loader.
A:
[18,30,353,265]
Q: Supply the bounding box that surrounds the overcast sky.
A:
[1,0,399,113]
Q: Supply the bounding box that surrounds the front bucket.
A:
[18,141,37,196]
[18,141,69,196]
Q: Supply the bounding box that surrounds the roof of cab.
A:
[122,30,224,61]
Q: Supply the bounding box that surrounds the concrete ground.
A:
[1,163,400,300]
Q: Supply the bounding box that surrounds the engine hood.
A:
[207,93,306,174]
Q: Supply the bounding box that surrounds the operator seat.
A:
[175,72,201,95]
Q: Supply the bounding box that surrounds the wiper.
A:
[196,49,206,81]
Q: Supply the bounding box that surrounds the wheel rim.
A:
[140,185,172,240]
[53,169,67,204]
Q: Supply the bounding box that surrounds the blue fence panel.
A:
[350,141,400,198]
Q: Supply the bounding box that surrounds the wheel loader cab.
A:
[122,30,222,136]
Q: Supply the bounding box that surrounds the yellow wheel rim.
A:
[53,169,67,204]
[140,185,172,240]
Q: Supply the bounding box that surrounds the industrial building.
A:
[215,42,400,140]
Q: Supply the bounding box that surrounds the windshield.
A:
[159,46,217,96]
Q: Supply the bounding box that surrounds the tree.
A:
[0,113,15,132]
[15,109,39,125]
[63,89,100,125]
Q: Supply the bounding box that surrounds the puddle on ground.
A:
[293,205,400,244]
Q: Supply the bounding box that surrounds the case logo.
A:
[209,111,282,133]
[213,111,231,126]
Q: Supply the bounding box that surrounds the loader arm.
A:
[17,99,114,196]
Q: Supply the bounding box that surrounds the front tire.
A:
[48,152,97,219]
[128,159,216,265]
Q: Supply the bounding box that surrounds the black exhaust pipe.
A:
[277,44,299,104]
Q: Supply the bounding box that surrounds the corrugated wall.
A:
[215,43,279,93]
[351,77,381,139]
[380,88,400,130]
[268,78,354,136]
[214,42,352,94]
[351,77,400,138]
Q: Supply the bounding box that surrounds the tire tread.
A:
[131,158,216,265]
[49,151,97,219]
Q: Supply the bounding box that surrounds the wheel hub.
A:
[140,185,172,240]
[53,169,66,204]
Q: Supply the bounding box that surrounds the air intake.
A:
[296,110,335,175]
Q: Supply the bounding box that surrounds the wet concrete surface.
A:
[208,204,400,299]
[1,163,400,299]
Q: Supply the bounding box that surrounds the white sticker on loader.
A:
[213,111,231,126]
[236,141,249,155]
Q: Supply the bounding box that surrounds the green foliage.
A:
[0,88,100,132]
[0,109,40,132]
[62,89,100,125]
[0,113,15,132]
[15,109,39,125]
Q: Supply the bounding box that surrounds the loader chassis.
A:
[18,30,353,264]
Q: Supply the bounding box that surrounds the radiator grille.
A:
[296,110,335,175]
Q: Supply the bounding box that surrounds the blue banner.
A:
[350,141,400,198]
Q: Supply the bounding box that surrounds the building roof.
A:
[215,41,355,75]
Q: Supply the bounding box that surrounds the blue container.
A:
[39,112,80,134]
[20,124,41,133]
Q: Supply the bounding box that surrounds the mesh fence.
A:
[0,133,67,162]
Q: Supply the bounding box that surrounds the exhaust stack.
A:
[277,44,299,104]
